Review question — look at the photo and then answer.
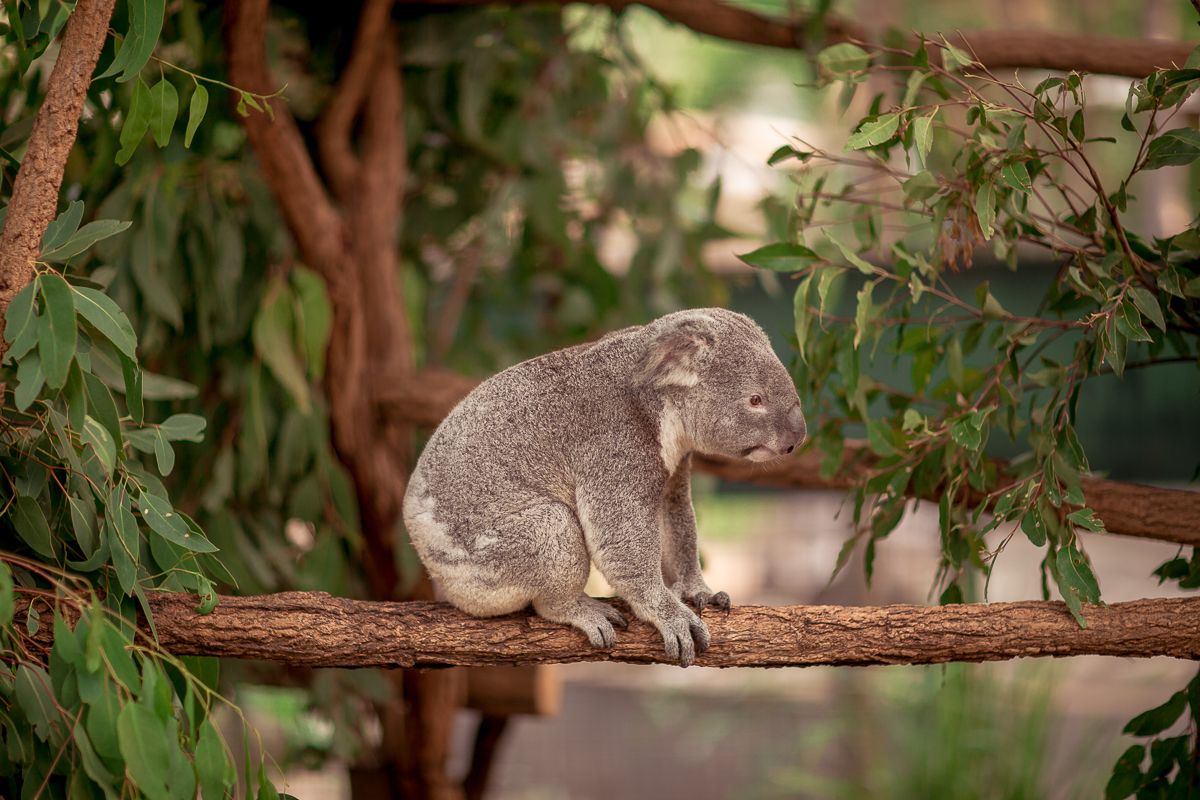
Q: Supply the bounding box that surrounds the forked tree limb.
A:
[411,0,1197,78]
[101,592,1200,668]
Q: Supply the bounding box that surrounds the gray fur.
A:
[403,308,806,666]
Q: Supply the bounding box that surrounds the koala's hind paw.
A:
[685,589,732,618]
[541,595,627,650]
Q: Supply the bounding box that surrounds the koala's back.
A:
[410,328,652,520]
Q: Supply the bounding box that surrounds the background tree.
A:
[1,0,1199,799]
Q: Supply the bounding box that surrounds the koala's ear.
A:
[639,321,712,389]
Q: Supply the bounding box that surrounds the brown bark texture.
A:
[413,0,1196,78]
[126,592,1200,667]
[0,0,118,358]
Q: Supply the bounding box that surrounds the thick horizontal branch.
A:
[133,592,1200,668]
[409,0,1196,78]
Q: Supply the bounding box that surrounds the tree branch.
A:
[88,592,1200,667]
[0,0,117,358]
[410,0,1196,79]
[315,0,395,202]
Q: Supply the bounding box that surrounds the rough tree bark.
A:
[0,0,118,358]
[27,591,1198,667]
[412,0,1197,78]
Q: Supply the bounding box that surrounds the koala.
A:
[402,308,806,666]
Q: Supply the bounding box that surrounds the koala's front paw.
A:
[655,604,710,668]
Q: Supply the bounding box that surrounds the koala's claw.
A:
[686,590,731,618]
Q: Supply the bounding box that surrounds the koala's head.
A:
[638,308,806,462]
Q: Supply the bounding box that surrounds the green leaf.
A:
[1144,128,1200,170]
[902,70,929,108]
[82,416,116,474]
[793,274,813,364]
[846,113,900,150]
[852,281,875,349]
[107,491,140,596]
[120,350,144,425]
[1105,744,1145,800]
[940,40,975,71]
[999,161,1031,192]
[115,78,152,166]
[118,702,172,800]
[912,113,934,167]
[130,218,183,329]
[12,495,55,559]
[1056,542,1103,621]
[15,663,58,741]
[4,279,39,348]
[83,371,124,450]
[73,721,118,791]
[196,718,232,800]
[42,219,133,263]
[736,242,819,272]
[37,272,77,389]
[1020,504,1047,546]
[814,43,871,76]
[903,169,939,201]
[14,350,45,410]
[185,83,208,148]
[158,413,207,442]
[252,281,312,413]
[292,268,332,378]
[149,78,178,148]
[0,560,13,628]
[153,428,175,476]
[975,180,996,240]
[1128,286,1166,332]
[40,200,84,254]
[1116,298,1151,342]
[1124,690,1187,736]
[73,286,138,359]
[140,492,218,552]
[106,0,166,83]
[824,229,876,275]
[974,281,1007,319]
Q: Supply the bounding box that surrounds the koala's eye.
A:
[749,395,763,407]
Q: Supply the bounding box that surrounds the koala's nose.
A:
[783,403,807,453]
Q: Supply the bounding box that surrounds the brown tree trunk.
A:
[223,1,462,797]
[0,0,118,356]
[44,591,1200,667]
